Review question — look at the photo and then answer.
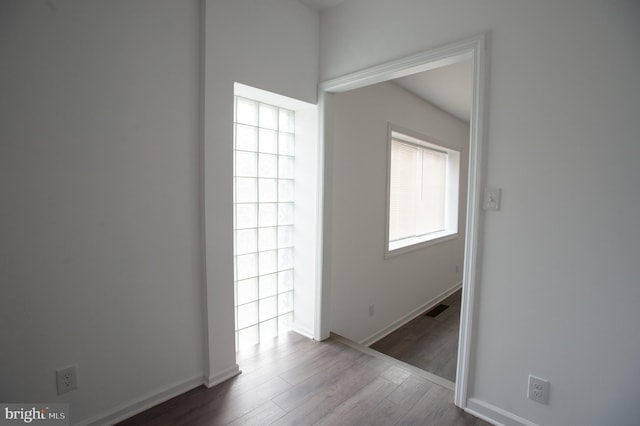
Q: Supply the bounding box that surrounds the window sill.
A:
[386,231,459,259]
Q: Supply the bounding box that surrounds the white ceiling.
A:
[298,0,346,12]
[393,60,473,124]
[297,0,472,122]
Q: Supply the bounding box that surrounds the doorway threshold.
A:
[330,332,455,391]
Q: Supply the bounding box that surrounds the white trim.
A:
[197,0,212,394]
[292,324,315,340]
[292,103,323,342]
[466,398,539,426]
[455,33,487,408]
[359,283,461,347]
[319,43,473,93]
[204,364,241,388]
[390,124,463,152]
[318,33,487,410]
[386,234,459,258]
[312,92,327,342]
[316,90,332,341]
[234,82,315,112]
[77,374,204,426]
[313,121,327,341]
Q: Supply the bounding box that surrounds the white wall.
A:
[328,81,468,344]
[203,0,318,382]
[292,106,321,338]
[0,0,319,424]
[321,1,640,425]
[0,1,204,424]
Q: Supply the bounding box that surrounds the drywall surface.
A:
[0,0,319,423]
[0,1,204,423]
[321,1,640,425]
[329,81,468,344]
[203,0,319,379]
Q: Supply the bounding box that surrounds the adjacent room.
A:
[326,58,473,386]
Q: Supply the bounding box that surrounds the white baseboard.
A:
[204,364,241,388]
[466,398,538,426]
[359,283,462,347]
[292,324,315,340]
[78,374,204,426]
[78,364,241,426]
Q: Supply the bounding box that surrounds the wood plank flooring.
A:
[119,329,487,425]
[370,290,462,382]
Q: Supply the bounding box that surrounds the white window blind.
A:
[389,140,447,242]
[387,127,460,255]
[389,141,418,242]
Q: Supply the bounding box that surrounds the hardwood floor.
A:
[119,330,487,425]
[370,290,462,382]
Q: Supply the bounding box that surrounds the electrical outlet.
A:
[483,187,501,211]
[368,305,374,317]
[56,365,78,395]
[528,375,549,404]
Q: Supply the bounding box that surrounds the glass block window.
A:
[233,96,295,350]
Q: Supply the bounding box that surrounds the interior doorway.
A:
[370,57,472,384]
[318,35,486,408]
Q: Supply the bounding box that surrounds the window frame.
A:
[385,124,461,258]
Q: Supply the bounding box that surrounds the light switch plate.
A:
[484,187,501,211]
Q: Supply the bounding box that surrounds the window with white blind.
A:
[387,127,460,255]
[233,96,295,350]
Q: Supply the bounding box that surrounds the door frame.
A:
[316,34,488,408]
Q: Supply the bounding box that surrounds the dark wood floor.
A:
[119,330,486,425]
[370,290,461,382]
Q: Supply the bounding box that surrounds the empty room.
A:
[1,1,639,425]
